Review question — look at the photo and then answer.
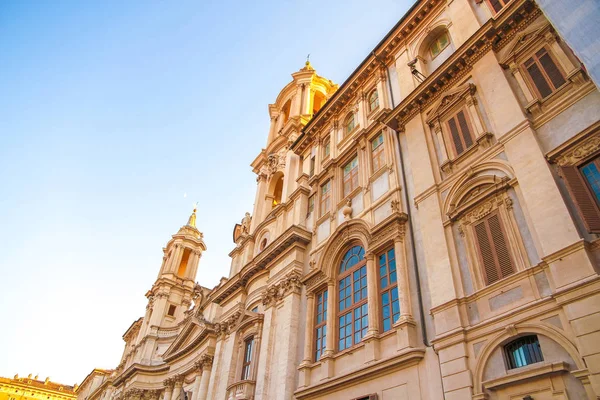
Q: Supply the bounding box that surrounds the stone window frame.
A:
[367,88,379,114]
[377,245,400,333]
[313,285,328,362]
[342,153,361,199]
[500,22,586,119]
[450,180,529,290]
[344,112,356,136]
[370,131,386,174]
[229,316,263,390]
[336,244,369,352]
[426,83,494,174]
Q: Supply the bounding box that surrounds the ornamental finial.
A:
[187,203,198,228]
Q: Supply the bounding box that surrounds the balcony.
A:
[226,380,256,400]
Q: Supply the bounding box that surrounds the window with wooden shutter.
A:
[446,109,474,157]
[473,211,515,285]
[561,157,600,232]
[523,47,566,99]
[486,0,511,14]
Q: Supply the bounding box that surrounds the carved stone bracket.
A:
[261,270,303,308]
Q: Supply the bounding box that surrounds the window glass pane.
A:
[504,335,544,369]
[581,160,600,203]
[539,51,566,89]
[526,61,552,98]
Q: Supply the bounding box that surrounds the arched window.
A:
[259,237,268,251]
[272,176,283,207]
[282,99,291,124]
[368,90,379,113]
[504,335,543,369]
[241,336,254,380]
[344,113,356,135]
[338,245,368,351]
[313,91,326,114]
[430,31,450,59]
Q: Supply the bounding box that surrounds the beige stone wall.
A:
[80,1,600,399]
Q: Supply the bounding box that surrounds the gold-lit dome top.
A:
[301,60,314,71]
[187,204,197,228]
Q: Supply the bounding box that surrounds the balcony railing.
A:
[226,380,256,400]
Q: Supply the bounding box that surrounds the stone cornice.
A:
[112,363,170,387]
[211,225,311,304]
[294,348,425,399]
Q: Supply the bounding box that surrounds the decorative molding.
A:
[261,269,303,308]
[555,134,600,167]
[303,270,327,291]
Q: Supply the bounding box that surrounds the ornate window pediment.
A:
[499,22,551,67]
[427,83,494,173]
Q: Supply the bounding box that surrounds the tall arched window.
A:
[338,245,368,351]
[344,113,356,135]
[272,175,283,208]
[368,90,379,113]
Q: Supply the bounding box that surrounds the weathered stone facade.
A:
[79,0,600,399]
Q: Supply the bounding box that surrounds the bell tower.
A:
[249,61,338,233]
[133,207,206,364]
[150,206,206,325]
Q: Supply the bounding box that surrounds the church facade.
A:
[79,0,600,399]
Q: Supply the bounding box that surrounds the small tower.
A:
[132,207,206,364]
[150,206,206,325]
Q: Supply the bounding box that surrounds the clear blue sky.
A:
[0,0,413,386]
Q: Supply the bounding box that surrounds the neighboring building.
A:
[0,374,77,400]
[76,370,113,400]
[80,0,600,399]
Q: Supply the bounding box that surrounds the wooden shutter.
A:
[561,165,600,232]
[473,211,515,285]
[448,117,464,155]
[525,57,552,98]
[457,110,474,148]
[474,219,499,284]
[488,0,504,13]
[538,49,566,89]
[488,214,514,278]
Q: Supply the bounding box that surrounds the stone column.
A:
[166,245,183,274]
[197,355,213,400]
[365,252,379,336]
[376,72,388,109]
[303,293,315,363]
[170,375,183,400]
[431,120,448,164]
[324,280,336,356]
[190,363,202,400]
[394,237,412,319]
[162,379,173,400]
